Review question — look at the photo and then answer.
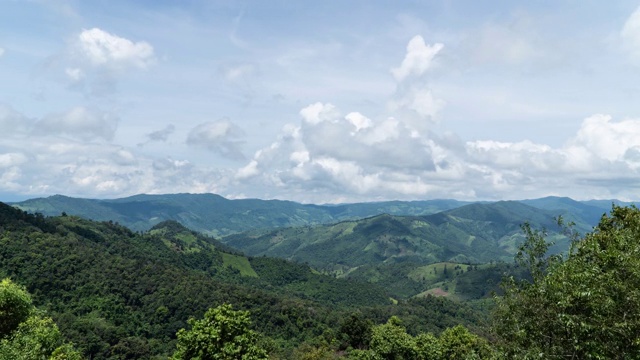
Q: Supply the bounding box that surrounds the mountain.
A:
[0,201,487,359]
[521,196,608,228]
[341,260,515,301]
[11,194,467,236]
[222,201,567,272]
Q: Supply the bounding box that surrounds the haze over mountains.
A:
[3,193,637,357]
[11,193,628,237]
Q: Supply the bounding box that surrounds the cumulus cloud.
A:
[0,105,236,198]
[392,36,443,82]
[187,120,246,160]
[0,130,230,198]
[76,28,155,69]
[47,28,156,96]
[234,101,440,199]
[300,102,340,125]
[570,114,640,162]
[621,6,640,62]
[389,36,445,130]
[32,107,118,141]
[233,89,640,202]
[345,112,372,132]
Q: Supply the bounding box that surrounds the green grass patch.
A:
[221,253,258,277]
[175,232,197,245]
[408,262,471,283]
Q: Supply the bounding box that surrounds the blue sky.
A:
[2,0,640,203]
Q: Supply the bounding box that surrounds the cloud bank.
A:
[3,0,640,204]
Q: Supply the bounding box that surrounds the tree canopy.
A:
[0,278,81,360]
[172,303,268,360]
[495,206,640,359]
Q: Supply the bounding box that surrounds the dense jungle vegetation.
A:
[3,200,640,359]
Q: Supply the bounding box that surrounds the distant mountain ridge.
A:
[222,201,579,269]
[10,193,629,237]
[11,193,468,236]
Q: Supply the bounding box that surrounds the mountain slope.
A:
[222,201,565,271]
[11,193,466,236]
[0,201,401,358]
[521,196,607,229]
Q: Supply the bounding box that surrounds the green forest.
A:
[2,200,640,359]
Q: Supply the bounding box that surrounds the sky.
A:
[3,0,640,203]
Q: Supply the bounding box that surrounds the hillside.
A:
[222,201,568,273]
[0,202,487,359]
[12,193,616,239]
[10,194,469,236]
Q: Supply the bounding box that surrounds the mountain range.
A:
[10,193,631,301]
[10,193,627,237]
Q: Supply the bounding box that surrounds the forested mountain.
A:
[218,201,576,300]
[12,193,619,239]
[0,201,487,359]
[10,194,470,236]
[222,201,582,272]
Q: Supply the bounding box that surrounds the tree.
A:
[0,314,82,360]
[0,278,82,360]
[366,317,415,360]
[0,278,32,337]
[495,206,640,359]
[172,303,268,360]
[348,317,493,360]
[438,325,492,360]
[339,312,373,350]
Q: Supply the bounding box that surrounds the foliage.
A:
[172,304,268,360]
[0,278,33,337]
[0,201,488,359]
[339,312,372,350]
[223,201,579,273]
[346,317,493,360]
[495,205,640,359]
[0,279,82,360]
[367,316,416,360]
[438,325,493,360]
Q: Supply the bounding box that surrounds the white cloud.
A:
[235,102,441,200]
[39,28,157,97]
[0,125,232,198]
[621,6,640,62]
[0,47,4,58]
[388,36,445,129]
[32,107,118,141]
[0,153,28,168]
[77,28,155,69]
[345,112,372,132]
[570,114,640,162]
[233,96,640,202]
[187,119,245,159]
[299,102,339,125]
[236,160,259,180]
[391,35,443,82]
[390,87,444,120]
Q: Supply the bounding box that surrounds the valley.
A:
[2,193,635,358]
